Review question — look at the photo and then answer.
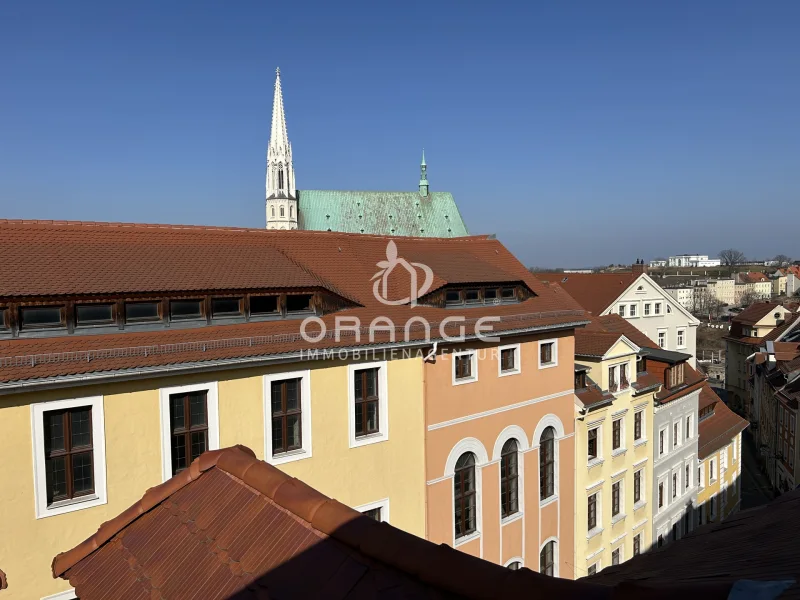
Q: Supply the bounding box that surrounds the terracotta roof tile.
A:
[732,301,784,326]
[588,490,800,598]
[654,365,705,404]
[0,220,588,385]
[574,330,627,357]
[52,446,612,600]
[587,314,658,349]
[697,384,749,459]
[547,272,638,315]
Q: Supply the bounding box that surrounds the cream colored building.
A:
[706,279,735,306]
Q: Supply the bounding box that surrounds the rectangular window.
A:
[685,416,691,439]
[169,390,209,475]
[672,473,677,499]
[677,328,685,348]
[659,429,665,456]
[673,422,679,446]
[465,289,481,304]
[633,534,641,556]
[539,341,556,367]
[609,365,617,392]
[611,549,620,566]
[644,303,651,316]
[588,427,598,461]
[710,459,716,481]
[733,437,738,461]
[500,347,517,373]
[75,304,114,326]
[170,299,203,320]
[618,304,626,317]
[250,295,279,315]
[634,411,642,441]
[354,368,379,438]
[270,378,302,455]
[43,406,94,504]
[658,331,666,348]
[484,288,498,302]
[362,507,382,521]
[654,303,662,315]
[125,301,160,322]
[612,418,622,451]
[620,363,629,389]
[697,464,703,488]
[211,297,242,317]
[612,481,621,517]
[634,470,641,504]
[0,307,7,330]
[286,294,313,313]
[445,290,463,305]
[575,371,587,389]
[658,482,664,508]
[20,305,64,329]
[454,353,474,382]
[588,493,597,530]
[685,464,690,490]
[588,564,597,576]
[629,303,637,317]
[501,287,516,300]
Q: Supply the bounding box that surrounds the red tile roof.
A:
[731,301,784,326]
[586,314,658,349]
[738,271,770,284]
[588,489,800,598]
[697,384,749,459]
[52,445,611,600]
[574,330,628,357]
[545,272,638,315]
[0,221,588,385]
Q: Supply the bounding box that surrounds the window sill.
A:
[269,447,312,466]
[538,362,558,370]
[452,376,478,387]
[586,527,604,541]
[587,458,604,469]
[501,512,523,526]
[38,493,104,519]
[498,368,521,378]
[634,438,648,447]
[612,448,627,458]
[633,500,647,511]
[350,431,389,449]
[611,513,627,525]
[539,494,559,509]
[455,531,481,547]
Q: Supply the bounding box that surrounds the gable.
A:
[605,274,700,324]
[755,305,791,327]
[607,337,639,359]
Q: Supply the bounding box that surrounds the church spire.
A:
[266,67,298,229]
[419,149,429,196]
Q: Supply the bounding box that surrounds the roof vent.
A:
[562,277,568,283]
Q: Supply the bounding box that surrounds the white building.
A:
[650,260,667,268]
[707,279,735,306]
[667,255,722,268]
[665,287,696,311]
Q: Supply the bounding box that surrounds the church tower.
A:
[266,68,298,230]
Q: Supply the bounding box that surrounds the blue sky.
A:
[1,1,798,267]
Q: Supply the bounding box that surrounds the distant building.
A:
[667,255,722,268]
[264,69,468,237]
[707,278,735,306]
[734,272,772,304]
[649,259,667,268]
[664,286,696,311]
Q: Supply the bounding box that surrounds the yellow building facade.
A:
[697,433,744,524]
[574,335,655,576]
[0,356,426,599]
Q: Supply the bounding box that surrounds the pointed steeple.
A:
[419,149,429,196]
[266,67,298,229]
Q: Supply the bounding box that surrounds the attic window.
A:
[76,304,114,326]
[637,356,647,374]
[211,298,242,318]
[699,404,715,421]
[465,289,481,304]
[0,307,8,330]
[484,288,498,302]
[20,306,65,329]
[445,290,463,305]
[286,294,313,313]
[250,296,279,315]
[668,363,685,388]
[170,300,203,321]
[575,371,587,389]
[501,287,516,301]
[125,302,161,323]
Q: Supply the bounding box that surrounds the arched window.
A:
[289,205,294,218]
[454,452,476,538]
[540,540,556,576]
[507,561,521,570]
[540,426,556,500]
[500,439,519,517]
[280,206,285,217]
[278,165,285,190]
[271,206,275,217]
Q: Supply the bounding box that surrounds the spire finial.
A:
[421,148,426,166]
[276,66,280,76]
[419,149,429,196]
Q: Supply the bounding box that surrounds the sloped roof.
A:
[732,301,783,326]
[589,314,658,349]
[738,271,770,283]
[52,445,611,600]
[587,489,800,599]
[574,330,629,357]
[297,190,468,237]
[551,272,638,315]
[697,384,749,459]
[0,221,587,386]
[762,313,800,342]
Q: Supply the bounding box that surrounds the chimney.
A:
[632,258,648,275]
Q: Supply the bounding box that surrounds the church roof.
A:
[297,190,468,237]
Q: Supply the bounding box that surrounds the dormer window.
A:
[286,294,313,313]
[0,307,8,330]
[575,371,587,389]
[20,306,65,330]
[170,299,203,321]
[465,289,480,304]
[76,304,114,326]
[125,302,161,323]
[667,363,685,388]
[250,295,279,315]
[501,288,516,301]
[637,356,647,374]
[484,288,498,302]
[445,290,463,305]
[211,298,242,318]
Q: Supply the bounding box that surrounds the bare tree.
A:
[692,287,725,319]
[738,289,760,307]
[774,254,792,267]
[719,249,746,275]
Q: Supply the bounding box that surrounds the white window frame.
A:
[611,477,625,522]
[629,303,638,318]
[671,469,679,499]
[618,304,626,317]
[611,546,623,566]
[657,328,667,349]
[698,462,705,490]
[497,343,522,377]
[452,350,478,385]
[721,445,728,471]
[732,436,738,462]
[587,489,603,537]
[31,395,108,519]
[588,422,603,466]
[676,328,686,349]
[685,414,693,441]
[710,494,718,520]
[657,475,667,511]
[263,369,312,465]
[673,419,682,448]
[348,361,390,448]
[709,457,717,483]
[611,414,626,455]
[353,497,390,523]
[159,382,220,482]
[538,338,559,369]
[633,404,647,445]
[633,467,645,509]
[588,561,601,576]
[654,302,662,316]
[539,537,560,577]
[644,302,651,316]
[658,427,667,457]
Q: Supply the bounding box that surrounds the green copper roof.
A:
[297,190,469,237]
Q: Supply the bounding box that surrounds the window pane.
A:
[354,372,363,399]
[272,416,284,452]
[44,412,65,453]
[170,396,186,431]
[363,507,382,521]
[484,288,498,300]
[190,430,207,461]
[70,409,92,448]
[125,302,160,322]
[271,382,283,415]
[0,307,7,330]
[286,379,300,411]
[286,294,313,312]
[45,456,67,503]
[365,368,377,397]
[445,290,462,304]
[250,295,278,314]
[171,434,187,473]
[354,403,364,436]
[189,392,207,427]
[72,452,94,494]
[366,400,378,432]
[287,414,301,449]
[211,297,241,317]
[20,306,63,328]
[76,304,114,325]
[465,289,480,303]
[501,287,515,299]
[171,300,202,320]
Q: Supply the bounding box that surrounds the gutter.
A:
[0,319,589,395]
